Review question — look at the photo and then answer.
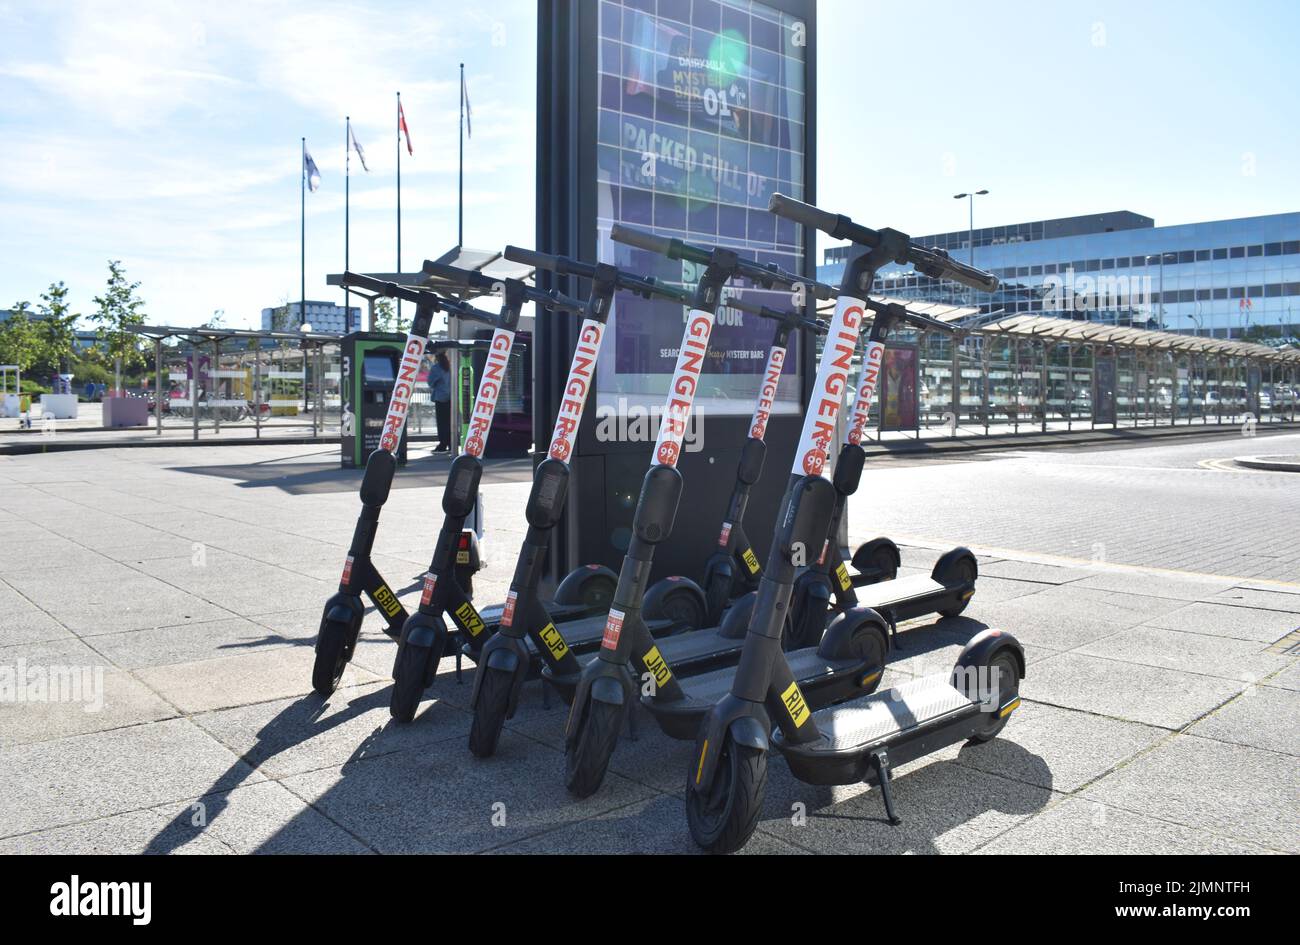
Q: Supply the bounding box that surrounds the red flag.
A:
[398,101,413,155]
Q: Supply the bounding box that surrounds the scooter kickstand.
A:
[869,750,902,826]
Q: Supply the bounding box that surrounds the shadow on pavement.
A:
[169,454,533,495]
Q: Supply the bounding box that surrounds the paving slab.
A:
[1261,659,1300,691]
[89,616,312,669]
[1144,601,1300,644]
[499,793,803,854]
[0,636,176,745]
[0,584,73,647]
[756,754,1053,855]
[961,600,1126,652]
[1072,570,1237,602]
[0,717,262,837]
[0,781,369,855]
[1075,624,1289,682]
[1083,734,1299,853]
[192,681,471,780]
[1022,651,1245,729]
[3,567,231,637]
[978,559,1096,585]
[1203,586,1300,614]
[133,647,382,715]
[1187,686,1300,756]
[975,796,1274,855]
[954,701,1167,793]
[279,732,656,854]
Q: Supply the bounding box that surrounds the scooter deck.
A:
[477,597,593,632]
[772,674,983,786]
[522,612,680,661]
[856,572,972,620]
[642,646,869,740]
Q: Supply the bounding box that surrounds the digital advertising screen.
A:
[594,0,810,415]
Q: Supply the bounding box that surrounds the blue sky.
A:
[1,0,1296,327]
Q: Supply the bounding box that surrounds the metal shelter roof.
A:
[126,325,343,344]
[813,294,982,324]
[979,314,1300,363]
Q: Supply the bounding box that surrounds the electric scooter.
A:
[687,194,1022,854]
[387,260,587,722]
[640,290,833,630]
[465,245,699,757]
[562,226,828,797]
[786,299,980,651]
[312,273,501,695]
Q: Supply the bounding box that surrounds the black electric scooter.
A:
[535,290,833,704]
[465,245,700,757]
[562,227,828,797]
[786,299,980,652]
[312,273,501,695]
[387,261,587,722]
[687,194,1023,854]
[638,287,835,630]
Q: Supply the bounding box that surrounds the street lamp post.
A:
[953,189,989,267]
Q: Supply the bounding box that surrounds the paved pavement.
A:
[0,429,1296,854]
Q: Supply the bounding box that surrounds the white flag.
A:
[348,121,369,172]
[462,71,472,138]
[303,147,321,192]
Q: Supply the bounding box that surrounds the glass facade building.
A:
[820,210,1300,341]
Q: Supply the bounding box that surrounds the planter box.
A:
[39,393,79,419]
[102,396,149,427]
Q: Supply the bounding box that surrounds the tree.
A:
[0,301,41,373]
[372,297,398,332]
[36,281,80,376]
[90,260,147,392]
[201,308,227,329]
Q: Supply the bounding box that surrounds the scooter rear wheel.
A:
[939,558,977,618]
[564,699,622,798]
[967,650,1020,743]
[312,617,354,696]
[390,642,433,722]
[686,734,766,854]
[468,667,513,758]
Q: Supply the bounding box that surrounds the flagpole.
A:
[300,136,306,329]
[458,63,464,248]
[345,117,351,333]
[396,91,402,324]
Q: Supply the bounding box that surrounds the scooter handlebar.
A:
[769,193,999,293]
[909,247,1000,293]
[768,193,846,239]
[725,295,827,334]
[609,224,681,260]
[338,272,497,322]
[501,245,563,274]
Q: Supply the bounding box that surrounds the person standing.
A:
[427,350,452,452]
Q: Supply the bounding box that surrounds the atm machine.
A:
[340,331,409,468]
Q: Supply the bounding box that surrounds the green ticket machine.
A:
[340,331,411,468]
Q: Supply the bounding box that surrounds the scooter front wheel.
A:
[312,616,356,695]
[686,734,766,854]
[564,699,622,798]
[390,641,434,722]
[468,667,513,758]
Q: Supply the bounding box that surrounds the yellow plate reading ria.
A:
[780,680,810,727]
[538,622,569,660]
[454,601,486,636]
[642,645,674,689]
